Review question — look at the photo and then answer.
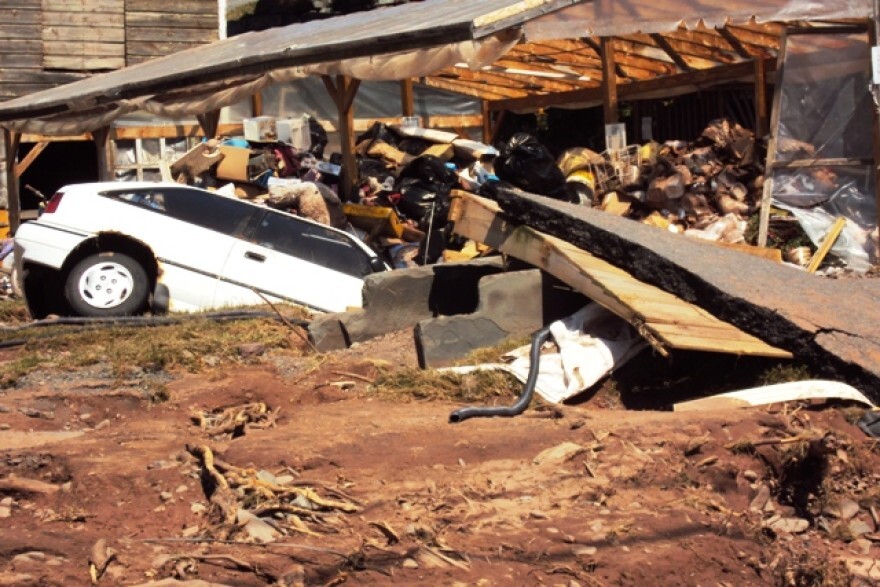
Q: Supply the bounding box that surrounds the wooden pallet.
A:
[453,194,791,359]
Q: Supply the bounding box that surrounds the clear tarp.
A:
[769,32,877,271]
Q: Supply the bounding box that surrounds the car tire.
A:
[65,252,149,317]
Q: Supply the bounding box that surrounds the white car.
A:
[14,182,386,318]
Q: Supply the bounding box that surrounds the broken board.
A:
[453,194,791,359]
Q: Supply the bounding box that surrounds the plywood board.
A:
[453,193,791,359]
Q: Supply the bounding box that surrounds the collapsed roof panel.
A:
[489,186,880,401]
[0,0,579,122]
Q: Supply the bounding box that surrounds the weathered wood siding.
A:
[0,0,218,101]
[125,0,218,65]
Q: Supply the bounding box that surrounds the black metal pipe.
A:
[449,325,552,424]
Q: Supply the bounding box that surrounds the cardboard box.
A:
[216,145,252,182]
[276,118,310,149]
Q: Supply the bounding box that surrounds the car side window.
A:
[106,188,252,235]
[253,211,373,278]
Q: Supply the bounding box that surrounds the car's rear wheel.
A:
[65,252,149,317]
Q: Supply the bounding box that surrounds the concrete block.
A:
[415,269,587,368]
[307,313,348,351]
[339,257,504,344]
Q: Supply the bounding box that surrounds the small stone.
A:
[181,526,201,537]
[0,424,9,431]
[79,413,91,421]
[849,520,873,538]
[175,485,188,493]
[274,475,295,485]
[743,470,758,482]
[1,497,12,506]
[529,510,549,520]
[573,546,598,557]
[0,505,10,518]
[402,558,419,569]
[159,492,173,502]
[824,499,861,520]
[766,517,809,534]
[190,503,207,514]
[94,420,111,430]
[0,405,9,413]
[852,539,873,555]
[750,485,771,512]
[236,343,266,357]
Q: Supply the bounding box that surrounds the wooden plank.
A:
[43,12,124,27]
[806,217,846,273]
[4,0,40,8]
[453,193,792,359]
[0,69,87,84]
[125,0,216,13]
[15,141,48,177]
[42,0,122,12]
[0,40,41,53]
[43,26,125,43]
[126,12,217,29]
[0,24,41,39]
[0,10,40,26]
[43,55,125,70]
[43,41,124,58]
[600,37,618,124]
[126,28,216,43]
[0,54,42,68]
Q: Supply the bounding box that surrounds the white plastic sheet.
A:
[444,304,648,404]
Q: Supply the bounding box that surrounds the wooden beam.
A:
[91,126,113,182]
[196,110,221,139]
[481,100,491,144]
[3,129,21,234]
[754,58,769,138]
[600,37,618,125]
[250,92,262,117]
[717,26,755,59]
[758,30,788,248]
[650,33,692,72]
[15,141,48,177]
[581,36,627,79]
[489,59,769,112]
[400,78,414,117]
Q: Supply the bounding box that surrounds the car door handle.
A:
[244,251,266,262]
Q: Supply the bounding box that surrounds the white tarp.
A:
[524,0,873,39]
[445,304,648,404]
[3,33,518,136]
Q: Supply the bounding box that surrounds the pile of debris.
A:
[556,119,770,246]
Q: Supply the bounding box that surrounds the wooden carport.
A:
[0,0,876,241]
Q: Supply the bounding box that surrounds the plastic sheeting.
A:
[769,32,878,271]
[524,0,872,39]
[444,304,648,405]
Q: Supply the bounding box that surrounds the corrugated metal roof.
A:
[0,0,577,121]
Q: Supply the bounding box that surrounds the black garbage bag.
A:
[358,156,395,184]
[398,137,434,156]
[495,133,569,200]
[396,177,451,231]
[399,155,459,186]
[355,122,401,150]
[308,116,329,158]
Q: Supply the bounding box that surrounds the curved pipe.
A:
[449,325,552,424]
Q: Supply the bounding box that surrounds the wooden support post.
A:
[754,58,769,138]
[250,93,263,117]
[481,100,491,144]
[600,37,619,125]
[490,110,506,146]
[91,127,114,182]
[322,75,361,202]
[400,79,414,118]
[871,7,880,241]
[3,129,21,234]
[757,32,788,248]
[196,110,222,140]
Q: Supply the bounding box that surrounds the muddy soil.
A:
[0,329,878,586]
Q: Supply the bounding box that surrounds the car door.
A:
[103,186,253,312]
[215,209,373,312]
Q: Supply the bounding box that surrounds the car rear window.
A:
[253,211,374,278]
[105,187,253,235]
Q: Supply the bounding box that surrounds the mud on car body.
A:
[14,182,387,318]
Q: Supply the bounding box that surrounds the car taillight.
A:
[42,192,64,214]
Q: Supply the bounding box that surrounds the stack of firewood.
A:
[593,119,766,243]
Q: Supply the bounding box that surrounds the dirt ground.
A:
[1,326,879,587]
